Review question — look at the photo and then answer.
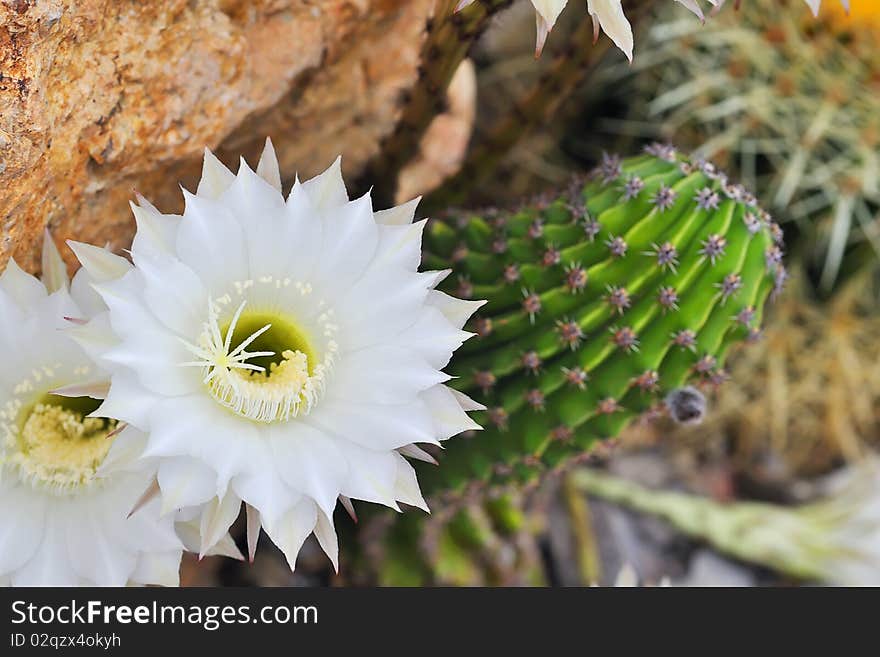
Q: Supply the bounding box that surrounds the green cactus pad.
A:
[419,147,784,497]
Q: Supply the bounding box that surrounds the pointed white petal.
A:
[532,0,568,55]
[256,138,282,192]
[246,503,261,562]
[128,477,161,518]
[267,500,317,572]
[157,457,218,515]
[393,455,429,512]
[398,443,438,465]
[314,510,339,572]
[129,201,178,257]
[301,156,348,210]
[804,0,821,16]
[197,148,236,199]
[421,384,483,440]
[427,289,485,329]
[339,495,358,523]
[374,196,421,226]
[0,259,46,308]
[674,0,705,21]
[449,387,487,412]
[50,379,111,400]
[175,520,243,560]
[587,0,633,62]
[41,230,69,293]
[199,491,242,558]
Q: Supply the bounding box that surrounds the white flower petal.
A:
[374,196,420,226]
[0,259,46,309]
[130,201,179,258]
[198,490,242,557]
[300,156,348,210]
[177,190,249,290]
[65,506,137,586]
[329,345,449,405]
[13,522,79,586]
[398,305,473,369]
[131,246,207,337]
[313,192,379,298]
[95,371,160,430]
[313,510,339,572]
[41,230,69,294]
[0,485,47,575]
[587,0,634,61]
[197,148,236,199]
[130,550,182,587]
[309,398,438,451]
[256,138,283,192]
[421,384,483,440]
[264,499,317,572]
[393,454,429,512]
[232,467,297,529]
[372,219,427,272]
[157,457,218,515]
[427,289,484,329]
[144,395,258,494]
[269,423,348,517]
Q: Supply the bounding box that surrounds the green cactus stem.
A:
[419,147,784,499]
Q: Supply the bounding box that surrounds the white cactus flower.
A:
[456,0,721,60]
[0,236,189,586]
[72,140,483,571]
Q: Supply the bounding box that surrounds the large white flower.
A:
[72,140,483,571]
[0,236,187,586]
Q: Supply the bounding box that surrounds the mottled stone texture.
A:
[0,0,434,272]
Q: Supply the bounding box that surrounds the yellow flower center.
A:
[3,393,116,492]
[180,284,338,424]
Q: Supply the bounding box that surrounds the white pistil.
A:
[178,300,276,384]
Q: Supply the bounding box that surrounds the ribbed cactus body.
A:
[420,149,783,496]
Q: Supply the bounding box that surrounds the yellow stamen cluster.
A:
[5,403,116,492]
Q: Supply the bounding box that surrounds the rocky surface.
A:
[0,0,437,272]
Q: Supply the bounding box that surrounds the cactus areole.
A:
[421,147,784,496]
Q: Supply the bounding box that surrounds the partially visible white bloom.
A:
[72,140,483,572]
[456,0,720,59]
[0,236,188,586]
[803,0,850,17]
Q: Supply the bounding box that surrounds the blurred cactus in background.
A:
[356,492,548,586]
[418,149,783,499]
[571,463,880,585]
[599,0,880,294]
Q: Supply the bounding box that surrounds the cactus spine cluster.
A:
[420,147,784,498]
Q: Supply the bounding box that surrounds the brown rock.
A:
[0,0,435,273]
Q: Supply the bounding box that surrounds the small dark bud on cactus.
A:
[666,386,707,425]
